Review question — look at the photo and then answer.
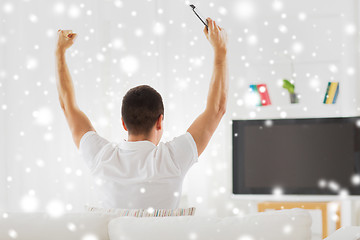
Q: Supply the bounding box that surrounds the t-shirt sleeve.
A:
[164,132,199,175]
[79,131,111,172]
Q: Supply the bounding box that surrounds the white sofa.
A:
[0,209,311,240]
[0,208,356,240]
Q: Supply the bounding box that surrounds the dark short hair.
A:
[121,85,164,136]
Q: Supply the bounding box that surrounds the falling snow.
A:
[46,200,65,218]
[8,229,18,239]
[0,2,359,239]
[21,195,38,212]
[238,235,254,240]
[120,55,139,75]
[233,1,255,20]
[283,224,293,235]
[82,234,99,240]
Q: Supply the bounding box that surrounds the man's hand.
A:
[56,29,77,54]
[203,18,228,57]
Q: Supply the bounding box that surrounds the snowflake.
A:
[234,1,255,20]
[272,0,284,11]
[68,4,81,18]
[272,187,283,196]
[67,222,77,232]
[8,229,18,239]
[26,57,38,70]
[29,14,38,23]
[189,232,197,240]
[111,38,124,50]
[264,120,273,127]
[153,22,165,35]
[280,111,287,118]
[21,195,38,212]
[247,35,258,46]
[352,174,360,185]
[82,234,98,240]
[114,0,123,8]
[345,24,356,35]
[147,207,154,214]
[218,6,227,15]
[238,235,254,240]
[298,12,307,21]
[283,224,293,235]
[46,200,65,218]
[328,64,339,73]
[134,28,143,37]
[120,56,139,75]
[53,2,65,15]
[3,3,14,13]
[33,107,53,125]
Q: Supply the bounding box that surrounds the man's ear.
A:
[156,114,163,130]
[121,117,128,131]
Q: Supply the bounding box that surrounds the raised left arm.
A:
[55,29,95,149]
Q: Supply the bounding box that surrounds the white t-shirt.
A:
[79,131,198,209]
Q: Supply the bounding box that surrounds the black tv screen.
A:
[232,117,360,195]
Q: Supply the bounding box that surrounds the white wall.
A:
[0,0,359,222]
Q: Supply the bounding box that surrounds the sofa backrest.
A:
[108,208,312,240]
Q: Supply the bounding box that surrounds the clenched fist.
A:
[56,29,77,54]
[203,18,228,56]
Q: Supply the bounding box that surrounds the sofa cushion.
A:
[0,212,116,240]
[108,208,312,240]
[324,226,360,240]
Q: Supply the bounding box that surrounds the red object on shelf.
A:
[257,84,271,106]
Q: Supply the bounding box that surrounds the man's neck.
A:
[128,134,157,145]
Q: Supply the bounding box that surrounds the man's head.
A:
[121,85,164,141]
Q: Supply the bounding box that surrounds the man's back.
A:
[80,131,198,209]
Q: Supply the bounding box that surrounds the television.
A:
[232,117,360,196]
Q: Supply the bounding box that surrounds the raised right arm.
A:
[55,30,95,149]
[187,18,229,157]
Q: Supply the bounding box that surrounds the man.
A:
[55,17,228,209]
